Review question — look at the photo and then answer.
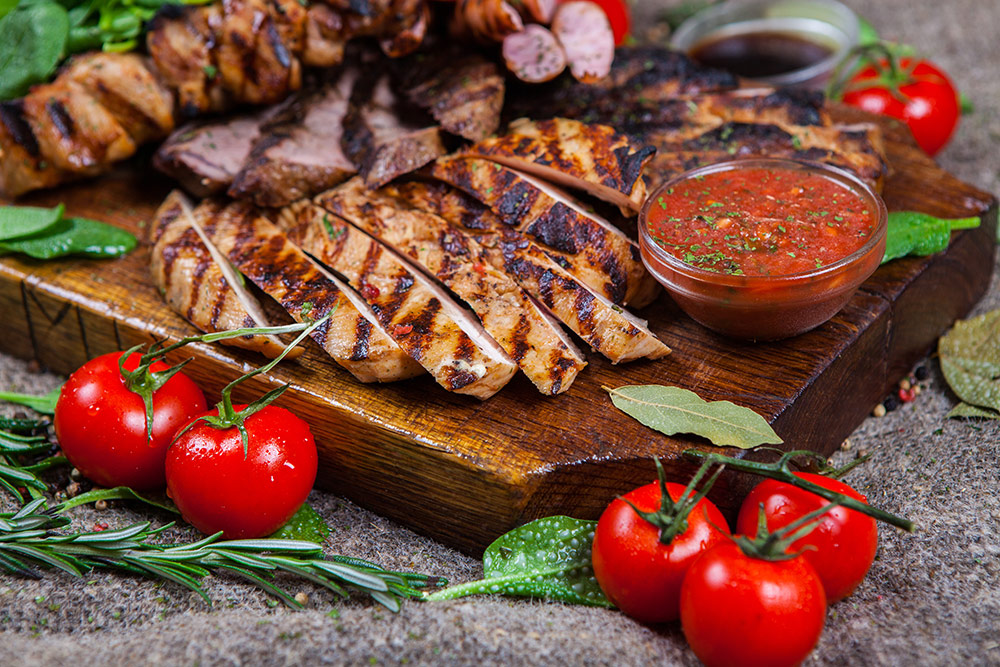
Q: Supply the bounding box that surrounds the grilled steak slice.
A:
[317,178,587,395]
[645,121,888,192]
[342,74,445,188]
[229,71,358,207]
[154,111,273,197]
[280,200,517,398]
[386,181,670,363]
[505,45,739,121]
[395,51,505,141]
[465,118,654,215]
[199,200,424,383]
[432,156,659,308]
[150,191,294,359]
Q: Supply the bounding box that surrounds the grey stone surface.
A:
[1,0,998,664]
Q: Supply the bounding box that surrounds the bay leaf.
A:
[938,309,1000,412]
[946,402,1000,420]
[424,516,611,606]
[606,384,782,449]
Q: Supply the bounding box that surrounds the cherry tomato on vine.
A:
[737,472,878,603]
[165,404,317,539]
[680,541,827,667]
[54,351,206,490]
[561,0,630,45]
[841,56,960,156]
[591,479,730,623]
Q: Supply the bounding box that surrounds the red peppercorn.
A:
[392,324,413,336]
[898,387,916,403]
[361,284,380,300]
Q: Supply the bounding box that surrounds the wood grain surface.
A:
[0,109,995,554]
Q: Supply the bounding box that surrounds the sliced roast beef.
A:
[316,178,587,395]
[341,74,445,188]
[386,181,671,363]
[228,70,358,207]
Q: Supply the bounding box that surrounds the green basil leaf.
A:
[425,516,612,607]
[0,2,69,100]
[0,204,64,241]
[938,309,1000,413]
[0,217,137,259]
[269,503,331,544]
[857,16,880,46]
[57,485,180,514]
[606,384,782,449]
[882,212,980,264]
[0,0,18,20]
[0,385,62,414]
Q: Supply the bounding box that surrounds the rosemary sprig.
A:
[0,498,443,611]
[0,419,58,502]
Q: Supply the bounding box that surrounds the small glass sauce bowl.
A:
[638,158,887,341]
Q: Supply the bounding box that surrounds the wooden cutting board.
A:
[0,109,995,554]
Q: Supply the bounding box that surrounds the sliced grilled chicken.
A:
[432,156,660,308]
[386,181,671,363]
[280,200,517,399]
[229,70,358,207]
[150,191,293,359]
[199,200,424,383]
[342,74,446,188]
[396,51,505,142]
[154,112,272,197]
[317,178,587,395]
[466,118,654,215]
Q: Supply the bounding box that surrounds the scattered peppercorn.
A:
[294,592,309,606]
[914,365,929,381]
[899,387,916,403]
[873,403,887,417]
[95,499,108,511]
[883,395,901,412]
[899,378,912,391]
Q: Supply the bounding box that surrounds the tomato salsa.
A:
[645,165,877,276]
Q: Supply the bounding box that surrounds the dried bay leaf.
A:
[938,309,1000,412]
[946,402,1000,420]
[605,384,782,449]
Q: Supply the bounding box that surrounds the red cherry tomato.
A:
[591,480,730,623]
[561,0,630,46]
[54,351,206,490]
[165,404,317,539]
[680,541,827,667]
[842,57,960,156]
[736,472,878,603]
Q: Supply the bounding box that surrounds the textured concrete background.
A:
[1,0,999,664]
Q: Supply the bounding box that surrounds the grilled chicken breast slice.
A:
[229,70,358,207]
[280,200,517,398]
[198,200,423,383]
[466,118,654,216]
[386,181,670,363]
[317,178,587,395]
[432,156,659,308]
[150,191,293,359]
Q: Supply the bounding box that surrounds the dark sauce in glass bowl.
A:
[690,30,835,78]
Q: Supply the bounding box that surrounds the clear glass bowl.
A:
[638,158,887,341]
[670,0,860,89]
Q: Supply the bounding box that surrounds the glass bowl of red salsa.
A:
[639,158,887,340]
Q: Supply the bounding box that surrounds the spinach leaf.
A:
[425,516,612,607]
[882,211,980,264]
[0,216,136,259]
[607,384,782,449]
[270,503,331,544]
[0,204,64,241]
[0,1,69,100]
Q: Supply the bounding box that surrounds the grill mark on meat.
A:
[46,101,75,139]
[351,316,372,360]
[185,252,211,323]
[267,22,291,68]
[0,102,40,156]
